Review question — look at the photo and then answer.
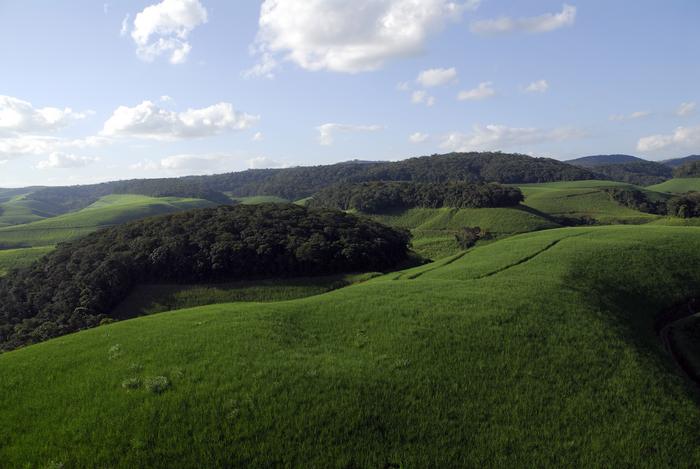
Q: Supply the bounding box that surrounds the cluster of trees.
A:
[455,226,491,250]
[591,162,672,186]
[674,161,700,178]
[605,188,700,218]
[0,204,410,351]
[307,181,524,213]
[604,188,668,214]
[24,152,599,208]
[667,192,700,218]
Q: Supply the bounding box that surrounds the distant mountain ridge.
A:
[565,154,647,167]
[662,155,700,168]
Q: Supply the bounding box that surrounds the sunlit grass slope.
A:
[232,195,290,204]
[3,225,700,467]
[648,178,700,193]
[0,194,64,227]
[0,194,215,248]
[370,206,558,259]
[519,180,661,224]
[0,246,54,276]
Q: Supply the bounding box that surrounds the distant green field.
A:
[4,225,700,466]
[112,273,380,318]
[518,179,661,224]
[0,246,54,276]
[231,195,290,205]
[370,206,559,258]
[0,194,64,227]
[648,178,700,193]
[0,194,215,249]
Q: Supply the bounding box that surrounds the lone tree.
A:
[455,226,489,250]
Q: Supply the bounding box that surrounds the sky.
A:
[0,0,699,187]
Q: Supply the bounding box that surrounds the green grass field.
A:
[3,225,700,467]
[648,178,700,193]
[0,194,215,249]
[112,273,380,318]
[0,246,55,276]
[369,206,559,259]
[0,194,65,227]
[518,180,661,224]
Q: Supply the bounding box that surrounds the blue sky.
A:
[0,0,698,187]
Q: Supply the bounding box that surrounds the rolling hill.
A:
[662,155,700,168]
[648,178,700,193]
[2,225,700,466]
[566,154,646,167]
[0,194,216,249]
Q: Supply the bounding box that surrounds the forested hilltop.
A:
[22,152,598,207]
[307,181,524,213]
[0,204,410,351]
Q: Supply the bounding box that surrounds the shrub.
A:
[121,377,141,390]
[144,376,170,394]
[455,226,490,250]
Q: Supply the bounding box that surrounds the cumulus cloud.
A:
[409,132,429,143]
[0,135,106,161]
[441,124,584,152]
[247,156,287,169]
[0,95,89,136]
[416,67,457,87]
[126,0,208,64]
[36,152,99,170]
[247,0,479,76]
[412,90,436,107]
[317,123,383,146]
[470,4,576,35]
[457,82,495,101]
[609,110,651,121]
[677,102,697,117]
[101,100,259,140]
[524,79,549,93]
[637,125,700,153]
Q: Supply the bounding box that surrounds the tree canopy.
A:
[0,204,410,351]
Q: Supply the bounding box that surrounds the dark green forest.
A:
[589,161,672,186]
[307,181,524,213]
[0,204,410,351]
[24,152,599,205]
[674,161,700,178]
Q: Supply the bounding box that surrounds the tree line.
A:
[307,181,524,213]
[0,204,410,351]
[674,161,700,178]
[24,152,599,208]
[605,188,700,217]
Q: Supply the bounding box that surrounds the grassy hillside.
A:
[112,273,379,318]
[648,178,700,193]
[0,194,65,227]
[370,206,559,259]
[231,195,290,204]
[2,225,700,466]
[518,180,661,224]
[0,246,54,276]
[0,194,215,249]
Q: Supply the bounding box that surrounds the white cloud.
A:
[396,81,411,92]
[416,67,457,87]
[252,131,264,142]
[0,135,107,161]
[128,0,208,64]
[524,79,549,93]
[101,100,259,140]
[409,132,429,143]
[130,153,240,174]
[609,110,651,121]
[248,0,479,75]
[247,156,287,169]
[457,81,495,101]
[470,4,576,35]
[0,95,88,136]
[120,14,130,36]
[36,152,99,170]
[317,123,383,146]
[677,102,697,117]
[637,125,700,153]
[412,90,436,107]
[441,124,584,152]
[160,95,173,102]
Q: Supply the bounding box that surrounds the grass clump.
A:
[144,376,170,394]
[121,377,141,390]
